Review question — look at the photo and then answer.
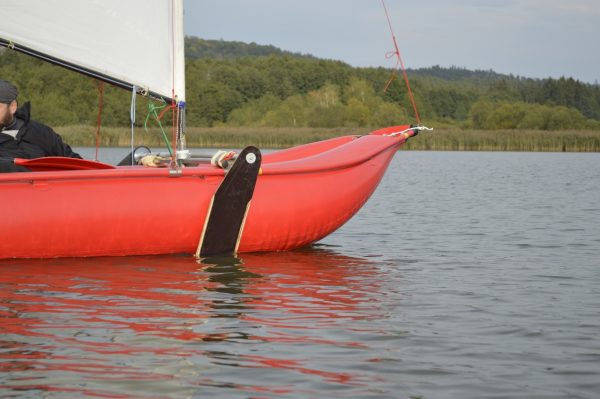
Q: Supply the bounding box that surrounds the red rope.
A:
[381,0,421,124]
[158,103,174,121]
[94,80,104,161]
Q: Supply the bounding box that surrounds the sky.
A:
[183,0,599,84]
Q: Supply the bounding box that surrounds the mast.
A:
[172,0,188,161]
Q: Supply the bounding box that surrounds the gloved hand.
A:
[139,154,168,167]
[210,150,236,169]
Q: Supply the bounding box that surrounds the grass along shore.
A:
[57,125,600,152]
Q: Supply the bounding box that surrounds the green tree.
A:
[227,94,281,126]
[468,99,495,129]
[485,102,527,129]
[189,81,243,126]
[262,95,310,127]
[344,98,370,127]
[370,101,409,127]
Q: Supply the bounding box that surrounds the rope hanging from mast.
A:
[93,80,104,161]
[381,0,421,124]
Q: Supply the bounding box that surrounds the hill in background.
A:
[1,36,599,131]
[181,36,599,129]
[185,37,318,61]
[186,37,530,82]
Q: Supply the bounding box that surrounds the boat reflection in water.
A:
[0,248,392,398]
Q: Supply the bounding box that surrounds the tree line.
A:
[1,37,599,130]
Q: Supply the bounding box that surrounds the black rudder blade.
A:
[196,146,261,258]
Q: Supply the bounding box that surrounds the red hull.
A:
[0,126,410,258]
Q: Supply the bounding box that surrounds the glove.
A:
[211,150,236,169]
[140,154,167,167]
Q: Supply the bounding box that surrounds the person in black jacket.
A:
[0,79,81,172]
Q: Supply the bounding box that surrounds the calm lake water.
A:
[1,149,599,398]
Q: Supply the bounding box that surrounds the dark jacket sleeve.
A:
[48,126,82,159]
[26,121,82,159]
[0,159,30,172]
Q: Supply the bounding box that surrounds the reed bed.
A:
[58,126,354,148]
[402,129,600,152]
[57,125,600,152]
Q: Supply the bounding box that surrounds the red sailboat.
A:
[0,0,424,259]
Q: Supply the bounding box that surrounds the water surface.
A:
[1,150,599,398]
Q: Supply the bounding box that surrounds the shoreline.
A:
[58,126,600,152]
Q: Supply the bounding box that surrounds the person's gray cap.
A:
[0,80,18,103]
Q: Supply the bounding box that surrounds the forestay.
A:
[0,0,185,103]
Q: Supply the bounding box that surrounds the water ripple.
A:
[2,151,600,398]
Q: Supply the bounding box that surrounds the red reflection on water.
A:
[0,249,384,396]
[239,250,381,350]
[1,256,213,344]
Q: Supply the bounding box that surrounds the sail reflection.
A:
[0,248,389,397]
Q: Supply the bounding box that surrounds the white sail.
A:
[0,0,185,102]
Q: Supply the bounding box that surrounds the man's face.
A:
[0,100,17,130]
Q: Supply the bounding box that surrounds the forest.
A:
[1,36,599,132]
